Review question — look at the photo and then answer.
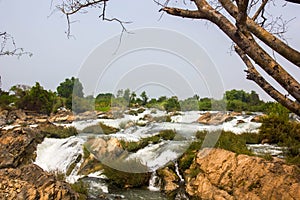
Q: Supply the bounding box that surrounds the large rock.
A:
[197,112,240,125]
[0,164,78,200]
[185,148,300,199]
[0,128,44,169]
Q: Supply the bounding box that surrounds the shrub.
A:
[70,180,88,200]
[103,159,151,188]
[40,124,78,138]
[81,122,119,134]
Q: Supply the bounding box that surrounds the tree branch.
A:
[252,0,269,21]
[235,46,300,115]
[159,7,206,19]
[193,0,300,102]
[0,32,32,57]
[218,0,300,67]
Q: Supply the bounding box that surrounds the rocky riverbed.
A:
[0,108,299,199]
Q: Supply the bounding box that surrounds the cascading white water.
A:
[34,109,263,198]
[148,171,161,191]
[175,161,184,182]
[34,136,85,182]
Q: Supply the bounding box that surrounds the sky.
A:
[0,0,299,100]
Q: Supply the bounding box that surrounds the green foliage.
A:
[258,104,300,166]
[70,180,88,199]
[179,130,256,173]
[164,96,180,112]
[95,93,113,111]
[72,96,94,113]
[198,98,212,111]
[40,124,78,138]
[224,89,264,112]
[120,129,176,152]
[140,91,148,105]
[14,82,55,115]
[57,77,84,98]
[180,97,199,111]
[0,90,16,109]
[103,159,151,188]
[66,154,82,176]
[81,122,119,134]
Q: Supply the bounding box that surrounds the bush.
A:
[70,180,88,200]
[120,130,176,152]
[40,124,78,138]
[81,122,119,134]
[103,159,151,188]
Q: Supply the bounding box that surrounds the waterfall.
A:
[148,171,161,191]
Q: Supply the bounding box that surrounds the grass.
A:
[102,158,151,188]
[179,130,254,173]
[81,122,119,134]
[40,124,78,138]
[120,129,176,152]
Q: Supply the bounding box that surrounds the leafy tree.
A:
[57,77,84,109]
[130,91,137,104]
[16,82,55,114]
[180,97,199,111]
[57,77,84,98]
[198,98,212,111]
[164,96,180,112]
[123,88,131,103]
[140,91,148,106]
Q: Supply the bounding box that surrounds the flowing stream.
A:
[34,109,269,199]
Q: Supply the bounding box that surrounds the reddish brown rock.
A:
[185,148,300,200]
[197,112,240,125]
[0,164,78,200]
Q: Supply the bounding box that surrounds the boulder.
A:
[185,148,300,199]
[197,112,239,125]
[158,167,179,193]
[0,164,78,200]
[0,128,44,169]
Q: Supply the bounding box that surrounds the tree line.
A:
[0,77,287,115]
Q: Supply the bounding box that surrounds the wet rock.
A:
[185,148,300,199]
[0,164,78,200]
[157,167,179,194]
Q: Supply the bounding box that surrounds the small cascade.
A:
[175,161,184,182]
[148,171,161,191]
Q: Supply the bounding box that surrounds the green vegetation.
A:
[179,130,254,173]
[0,77,277,115]
[258,103,300,166]
[70,180,88,200]
[81,122,119,134]
[120,129,176,152]
[40,124,78,138]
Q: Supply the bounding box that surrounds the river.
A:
[34,109,266,199]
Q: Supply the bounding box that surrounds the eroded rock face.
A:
[0,164,78,200]
[0,128,79,200]
[0,128,44,169]
[185,148,300,200]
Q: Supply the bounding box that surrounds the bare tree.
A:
[55,0,300,116]
[0,32,32,57]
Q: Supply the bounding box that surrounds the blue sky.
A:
[0,0,299,100]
